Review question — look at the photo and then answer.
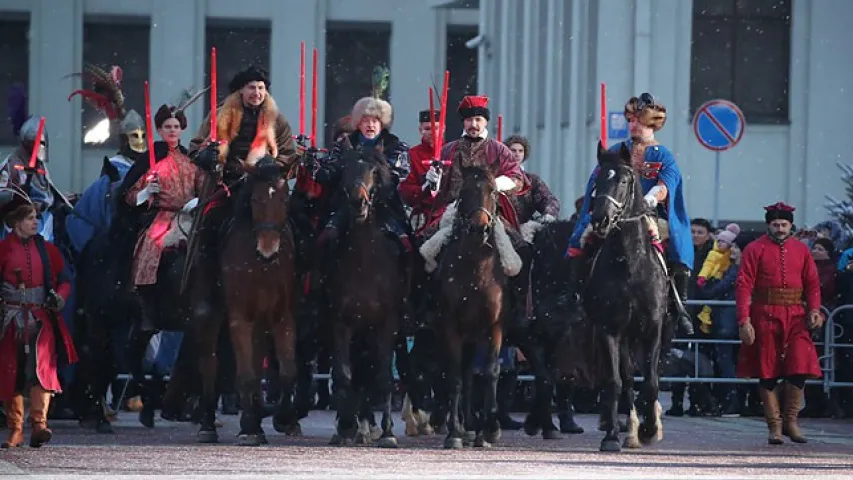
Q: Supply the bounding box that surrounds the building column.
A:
[29,0,83,192]
[390,4,439,143]
[271,0,322,142]
[150,0,204,137]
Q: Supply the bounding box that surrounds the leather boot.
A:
[782,382,807,443]
[758,387,783,445]
[1,394,25,448]
[670,264,695,336]
[29,385,53,448]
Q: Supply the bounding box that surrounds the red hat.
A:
[458,95,490,120]
[764,202,795,224]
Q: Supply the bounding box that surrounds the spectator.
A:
[813,237,839,309]
[696,223,741,334]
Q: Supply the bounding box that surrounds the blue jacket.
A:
[65,156,135,253]
[568,141,694,271]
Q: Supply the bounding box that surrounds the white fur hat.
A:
[350,96,393,129]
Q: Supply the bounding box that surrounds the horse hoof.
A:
[376,436,399,449]
[96,422,114,434]
[473,435,492,448]
[419,423,435,436]
[444,437,464,449]
[542,429,561,440]
[197,430,219,444]
[638,424,661,444]
[463,431,477,443]
[354,432,371,445]
[523,415,541,437]
[623,436,641,449]
[139,410,155,429]
[285,423,302,436]
[404,421,420,437]
[237,434,262,447]
[369,425,382,441]
[483,428,501,445]
[600,438,622,452]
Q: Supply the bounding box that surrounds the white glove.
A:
[541,214,556,223]
[424,167,441,185]
[181,197,199,212]
[643,193,658,209]
[135,178,161,205]
[495,175,517,192]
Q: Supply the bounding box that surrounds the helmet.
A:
[19,115,48,147]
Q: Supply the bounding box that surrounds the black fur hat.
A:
[229,65,270,93]
[154,104,187,130]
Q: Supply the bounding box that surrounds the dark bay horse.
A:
[434,166,506,449]
[195,155,300,446]
[323,148,406,448]
[581,142,669,452]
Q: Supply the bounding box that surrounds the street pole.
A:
[713,150,721,229]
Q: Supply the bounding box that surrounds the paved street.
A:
[0,410,851,479]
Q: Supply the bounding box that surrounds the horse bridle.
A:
[596,165,645,229]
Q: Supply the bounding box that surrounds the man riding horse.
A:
[419,95,531,325]
[399,109,446,234]
[562,93,694,335]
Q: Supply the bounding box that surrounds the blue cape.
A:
[65,158,134,253]
[567,141,694,271]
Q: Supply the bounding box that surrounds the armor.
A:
[120,109,146,153]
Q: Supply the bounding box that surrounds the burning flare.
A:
[84,118,111,144]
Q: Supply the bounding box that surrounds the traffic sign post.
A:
[692,100,746,228]
[608,111,629,142]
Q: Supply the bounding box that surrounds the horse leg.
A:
[620,345,641,449]
[517,338,558,439]
[191,316,222,443]
[556,379,584,434]
[271,317,300,436]
[375,324,398,448]
[599,332,623,452]
[229,319,263,446]
[461,342,477,444]
[638,318,664,444]
[330,322,357,445]
[478,322,503,447]
[442,325,465,449]
[126,328,155,428]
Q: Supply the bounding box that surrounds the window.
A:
[446,26,479,141]
[0,15,30,146]
[690,0,791,124]
[205,21,272,113]
[325,22,391,147]
[82,18,150,149]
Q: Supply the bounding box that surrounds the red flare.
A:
[210,47,218,142]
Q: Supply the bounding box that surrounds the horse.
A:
[515,218,586,439]
[323,147,407,448]
[433,165,508,449]
[193,154,300,446]
[579,142,669,452]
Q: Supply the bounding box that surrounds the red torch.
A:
[310,47,318,148]
[600,82,607,148]
[27,117,45,170]
[210,47,218,142]
[299,41,306,139]
[143,81,156,170]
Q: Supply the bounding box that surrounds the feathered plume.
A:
[371,65,390,100]
[173,86,210,116]
[66,64,126,120]
[7,83,28,137]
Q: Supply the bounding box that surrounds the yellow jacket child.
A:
[696,223,740,333]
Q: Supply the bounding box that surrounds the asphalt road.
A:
[1,410,851,479]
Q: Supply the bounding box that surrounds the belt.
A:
[753,287,803,306]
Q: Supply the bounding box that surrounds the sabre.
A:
[422,74,452,197]
[28,117,45,170]
[299,41,306,138]
[210,47,218,142]
[600,82,607,148]
[143,81,156,170]
[310,47,318,148]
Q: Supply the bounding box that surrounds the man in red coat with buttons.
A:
[399,109,446,234]
[735,202,823,445]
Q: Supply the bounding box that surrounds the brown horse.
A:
[195,154,299,446]
[324,148,406,448]
[434,165,506,449]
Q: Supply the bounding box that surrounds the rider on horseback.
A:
[562,93,694,334]
[399,109,447,234]
[503,135,561,238]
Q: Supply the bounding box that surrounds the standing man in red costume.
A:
[735,202,823,445]
[0,190,77,448]
[399,109,447,234]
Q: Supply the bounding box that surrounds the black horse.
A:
[580,142,669,452]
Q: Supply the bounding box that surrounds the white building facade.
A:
[476,0,853,226]
[0,0,477,194]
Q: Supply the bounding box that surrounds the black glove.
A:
[193,143,219,172]
[45,290,65,312]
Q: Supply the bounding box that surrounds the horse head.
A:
[590,142,642,237]
[241,153,291,261]
[341,146,391,224]
[457,166,498,241]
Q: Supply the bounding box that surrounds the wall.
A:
[0,0,478,193]
[478,0,853,227]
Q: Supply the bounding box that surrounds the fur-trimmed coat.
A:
[509,171,560,224]
[190,92,296,178]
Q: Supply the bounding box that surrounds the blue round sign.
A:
[692,100,745,152]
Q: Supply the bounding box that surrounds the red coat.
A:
[399,141,448,232]
[735,235,822,379]
[0,234,77,401]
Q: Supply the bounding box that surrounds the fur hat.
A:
[716,223,741,247]
[350,96,393,129]
[229,65,270,93]
[458,95,490,120]
[419,110,440,123]
[154,104,187,130]
[765,202,795,224]
[504,135,530,160]
[624,93,666,131]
